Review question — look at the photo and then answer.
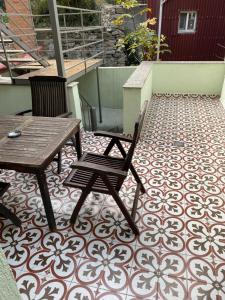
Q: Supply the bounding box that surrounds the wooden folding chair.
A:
[16,76,77,173]
[64,102,148,235]
[0,182,21,226]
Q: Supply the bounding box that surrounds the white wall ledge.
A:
[123,61,153,89]
[123,61,153,133]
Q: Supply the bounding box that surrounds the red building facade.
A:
[148,0,225,60]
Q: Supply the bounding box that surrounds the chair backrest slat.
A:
[29,76,68,117]
[123,101,148,171]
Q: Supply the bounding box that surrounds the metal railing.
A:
[0,22,49,72]
[0,0,104,85]
[45,0,104,122]
[80,94,97,131]
[0,1,49,79]
[3,0,37,47]
[48,0,104,77]
[0,29,12,78]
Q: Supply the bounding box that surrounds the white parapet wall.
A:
[0,82,83,126]
[0,84,32,115]
[1,62,225,131]
[220,76,225,109]
[123,61,225,134]
[123,61,153,134]
[78,66,136,109]
[67,81,83,127]
[152,61,225,95]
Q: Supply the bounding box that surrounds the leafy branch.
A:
[112,0,170,64]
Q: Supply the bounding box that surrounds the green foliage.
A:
[113,0,170,64]
[116,0,139,9]
[0,0,8,23]
[31,0,96,14]
[31,0,109,15]
[0,13,8,24]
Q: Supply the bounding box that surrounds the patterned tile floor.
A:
[0,94,225,300]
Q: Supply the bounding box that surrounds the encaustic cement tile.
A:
[66,281,129,300]
[16,271,71,300]
[25,230,85,282]
[0,94,225,299]
[75,239,134,294]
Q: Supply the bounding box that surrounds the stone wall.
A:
[101,4,125,66]
[36,3,147,67]
[101,4,146,66]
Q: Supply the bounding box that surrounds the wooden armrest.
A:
[94,131,133,143]
[57,112,72,118]
[15,109,32,116]
[70,161,127,178]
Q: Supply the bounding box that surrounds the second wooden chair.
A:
[16,76,77,173]
[64,102,148,235]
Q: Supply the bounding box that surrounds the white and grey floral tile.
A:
[0,94,225,299]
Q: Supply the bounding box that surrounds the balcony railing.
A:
[0,0,105,80]
[48,0,104,77]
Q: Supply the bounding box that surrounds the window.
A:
[178,11,197,33]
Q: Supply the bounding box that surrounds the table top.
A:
[0,116,80,171]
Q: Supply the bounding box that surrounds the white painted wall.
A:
[220,76,225,108]
[153,62,225,95]
[123,62,153,134]
[0,84,31,115]
[0,83,83,122]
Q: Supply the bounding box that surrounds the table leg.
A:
[36,170,56,231]
[75,130,82,160]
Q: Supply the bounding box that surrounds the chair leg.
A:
[57,150,62,174]
[131,183,141,220]
[75,131,82,160]
[0,203,21,227]
[70,174,98,225]
[115,140,146,194]
[102,176,139,235]
[0,182,10,197]
[130,165,146,194]
[103,139,115,156]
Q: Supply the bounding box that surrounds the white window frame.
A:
[178,11,197,33]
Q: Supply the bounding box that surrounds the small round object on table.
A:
[7,130,21,138]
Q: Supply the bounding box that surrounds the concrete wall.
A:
[220,77,225,108]
[77,69,97,107]
[123,62,153,134]
[0,83,82,120]
[0,84,31,115]
[67,82,83,127]
[153,62,225,95]
[78,66,136,109]
[141,66,153,107]
[0,66,135,129]
[1,62,224,132]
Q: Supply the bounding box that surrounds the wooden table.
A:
[0,116,82,230]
